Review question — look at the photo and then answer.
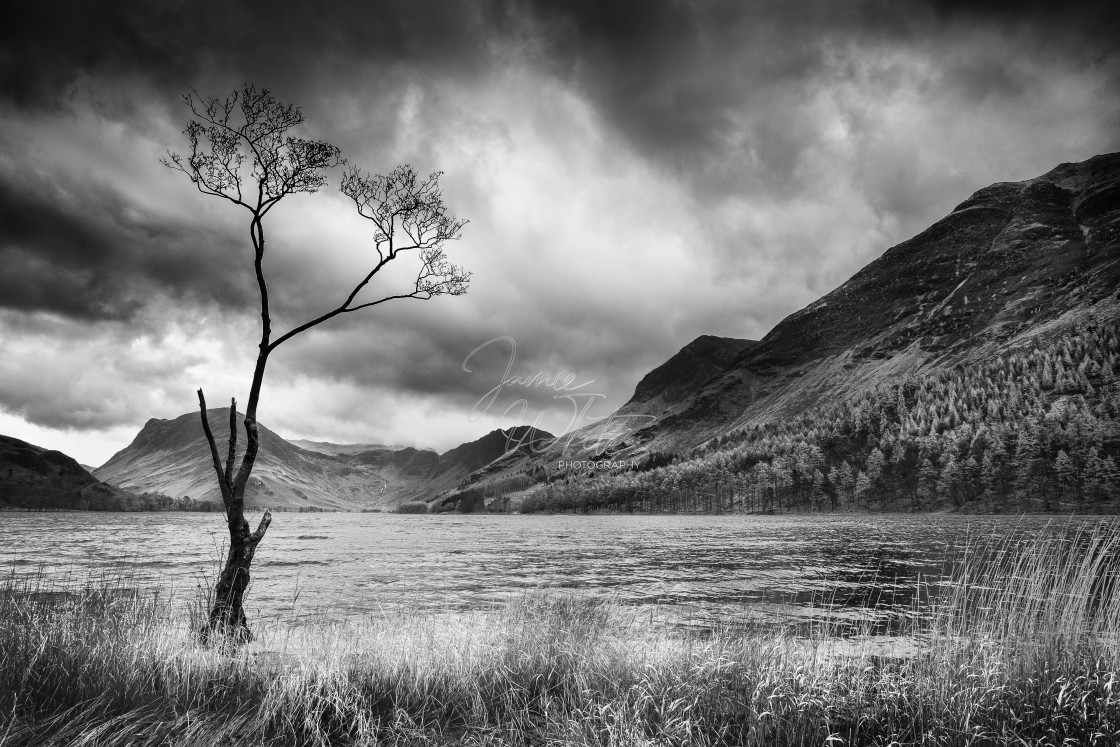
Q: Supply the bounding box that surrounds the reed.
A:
[2,522,1118,745]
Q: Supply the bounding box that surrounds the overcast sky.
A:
[2,0,1119,466]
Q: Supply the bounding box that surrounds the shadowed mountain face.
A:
[93,410,552,510]
[491,152,1120,478]
[628,335,758,412]
[440,426,552,475]
[0,435,135,510]
[562,335,759,457]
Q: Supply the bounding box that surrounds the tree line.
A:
[521,318,1120,514]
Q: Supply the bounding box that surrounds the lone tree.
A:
[164,84,469,642]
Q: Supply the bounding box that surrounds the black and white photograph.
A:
[2,1,1120,744]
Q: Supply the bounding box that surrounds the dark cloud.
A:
[924,0,1120,40]
[512,0,1120,194]
[1,0,505,113]
[5,1,1117,190]
[0,180,135,319]
[0,162,252,320]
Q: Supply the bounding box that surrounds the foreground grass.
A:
[2,525,1120,746]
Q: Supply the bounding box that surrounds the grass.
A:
[2,524,1119,745]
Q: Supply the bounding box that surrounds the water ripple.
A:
[0,512,1093,633]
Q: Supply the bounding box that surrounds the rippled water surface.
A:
[0,512,1097,632]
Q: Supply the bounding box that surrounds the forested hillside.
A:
[525,318,1120,513]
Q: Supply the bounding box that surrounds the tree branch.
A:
[162,84,341,217]
[161,153,251,210]
[250,510,272,545]
[266,249,398,351]
[225,399,237,488]
[198,389,231,506]
[345,290,436,312]
[232,415,260,504]
[264,164,470,352]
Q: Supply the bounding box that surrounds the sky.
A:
[1,0,1119,467]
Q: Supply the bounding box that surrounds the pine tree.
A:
[938,453,961,507]
[917,459,938,509]
[839,461,855,508]
[855,471,872,509]
[981,451,999,501]
[1014,422,1042,509]
[1054,449,1076,507]
[827,466,840,510]
[811,468,825,511]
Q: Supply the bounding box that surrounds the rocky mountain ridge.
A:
[93,410,552,510]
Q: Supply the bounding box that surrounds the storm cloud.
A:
[1,0,1118,464]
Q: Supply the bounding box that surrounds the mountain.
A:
[628,335,758,414]
[528,317,1120,514]
[452,152,1120,510]
[0,435,137,510]
[579,335,759,453]
[94,410,553,510]
[558,152,1120,458]
[440,426,552,475]
[287,439,406,456]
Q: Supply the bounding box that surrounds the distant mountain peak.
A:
[439,425,554,474]
[93,410,555,510]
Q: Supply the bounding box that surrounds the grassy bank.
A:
[2,525,1120,746]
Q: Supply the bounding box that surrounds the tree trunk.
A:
[206,511,269,643]
[198,217,274,644]
[198,389,271,643]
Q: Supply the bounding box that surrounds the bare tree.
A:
[164,84,469,642]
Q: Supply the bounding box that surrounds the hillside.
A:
[629,335,758,412]
[0,435,139,510]
[457,152,1120,509]
[527,319,1120,514]
[94,411,553,510]
[569,153,1118,456]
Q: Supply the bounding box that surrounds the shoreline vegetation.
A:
[444,320,1120,517]
[3,524,1120,745]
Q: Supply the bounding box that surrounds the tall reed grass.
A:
[2,523,1119,745]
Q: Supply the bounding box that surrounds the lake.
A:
[0,512,1099,634]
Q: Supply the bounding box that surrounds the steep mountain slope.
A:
[563,152,1120,458]
[94,411,553,510]
[578,335,759,452]
[0,435,137,510]
[628,335,758,415]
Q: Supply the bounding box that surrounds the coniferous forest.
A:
[522,318,1120,514]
